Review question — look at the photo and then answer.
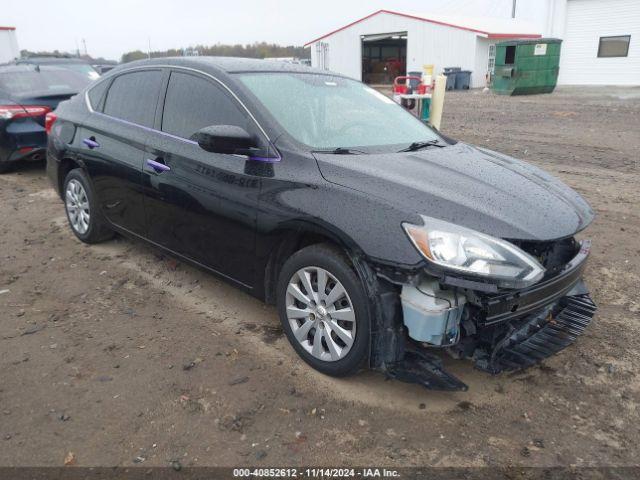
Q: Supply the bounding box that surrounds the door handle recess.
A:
[83,137,100,149]
[146,158,170,173]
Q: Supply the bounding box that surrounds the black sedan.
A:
[46,57,596,390]
[0,64,90,173]
[14,56,101,81]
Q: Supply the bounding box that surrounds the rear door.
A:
[78,69,165,236]
[141,69,263,286]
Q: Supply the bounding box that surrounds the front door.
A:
[141,70,263,287]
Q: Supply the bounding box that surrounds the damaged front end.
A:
[360,237,596,391]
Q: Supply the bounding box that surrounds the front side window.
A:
[161,71,250,139]
[237,73,440,151]
[598,35,631,58]
[103,70,163,127]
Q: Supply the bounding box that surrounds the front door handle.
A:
[83,137,100,149]
[146,158,170,173]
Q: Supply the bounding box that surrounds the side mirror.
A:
[192,125,257,155]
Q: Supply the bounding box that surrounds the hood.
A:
[314,143,594,241]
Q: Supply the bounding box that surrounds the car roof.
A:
[16,57,92,65]
[0,64,36,73]
[0,64,70,73]
[113,56,334,76]
[0,63,51,72]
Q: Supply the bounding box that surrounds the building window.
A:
[487,44,496,75]
[597,35,631,58]
[316,42,330,70]
[504,45,516,64]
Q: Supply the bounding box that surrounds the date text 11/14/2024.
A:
[232,468,401,478]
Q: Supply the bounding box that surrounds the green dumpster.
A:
[492,38,562,95]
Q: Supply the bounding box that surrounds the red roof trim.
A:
[304,10,386,47]
[488,33,542,39]
[304,10,540,46]
[0,26,17,31]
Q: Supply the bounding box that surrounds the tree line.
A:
[19,42,309,65]
[19,49,115,65]
[121,42,309,63]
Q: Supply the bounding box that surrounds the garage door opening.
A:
[361,32,407,85]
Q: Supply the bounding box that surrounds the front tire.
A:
[63,168,114,244]
[277,244,370,377]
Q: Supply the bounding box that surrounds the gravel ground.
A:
[0,87,639,468]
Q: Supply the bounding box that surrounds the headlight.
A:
[402,215,545,288]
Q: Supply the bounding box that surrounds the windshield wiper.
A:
[312,147,367,155]
[397,139,446,152]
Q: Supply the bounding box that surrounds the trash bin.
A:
[443,67,464,90]
[443,72,457,90]
[455,70,472,90]
[492,38,562,95]
[408,71,422,91]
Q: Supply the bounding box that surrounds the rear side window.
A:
[103,70,163,127]
[87,79,110,112]
[161,71,249,139]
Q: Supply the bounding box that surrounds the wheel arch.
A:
[265,220,405,374]
[57,156,85,199]
[261,220,366,305]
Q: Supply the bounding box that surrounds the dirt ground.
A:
[1,87,639,469]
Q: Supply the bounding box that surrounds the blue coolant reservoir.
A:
[400,280,466,346]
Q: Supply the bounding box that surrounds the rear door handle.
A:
[83,137,100,149]
[146,158,170,173]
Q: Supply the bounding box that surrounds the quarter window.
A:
[103,70,163,127]
[161,71,250,140]
[87,79,110,112]
[597,35,631,58]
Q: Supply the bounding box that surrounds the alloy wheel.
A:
[285,266,356,362]
[65,179,90,235]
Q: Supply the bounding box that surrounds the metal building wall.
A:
[0,29,19,63]
[559,0,640,85]
[308,12,486,88]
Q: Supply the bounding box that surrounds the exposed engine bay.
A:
[363,237,597,391]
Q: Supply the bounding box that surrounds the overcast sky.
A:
[3,0,517,60]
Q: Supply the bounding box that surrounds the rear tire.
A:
[277,244,370,377]
[63,168,114,244]
[0,162,12,174]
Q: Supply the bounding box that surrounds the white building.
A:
[0,26,19,63]
[553,0,639,85]
[306,0,639,86]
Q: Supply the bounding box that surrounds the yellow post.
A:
[429,74,446,130]
[422,64,434,86]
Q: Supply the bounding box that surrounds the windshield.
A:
[0,67,90,96]
[237,73,440,151]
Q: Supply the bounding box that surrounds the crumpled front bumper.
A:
[474,286,597,374]
[379,241,596,391]
[474,240,593,326]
